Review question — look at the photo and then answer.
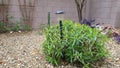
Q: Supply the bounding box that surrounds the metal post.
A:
[59,20,63,40]
[48,12,50,26]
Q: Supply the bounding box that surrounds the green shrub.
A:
[43,20,109,67]
[0,17,32,33]
[0,21,23,32]
[24,25,32,32]
[0,22,32,33]
[0,22,7,32]
[0,22,12,32]
[43,21,108,67]
[0,22,15,33]
[12,23,22,31]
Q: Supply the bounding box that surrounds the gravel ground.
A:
[0,31,76,68]
[0,31,47,68]
[0,31,120,68]
[102,40,120,68]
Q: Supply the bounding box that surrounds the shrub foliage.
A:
[43,20,108,67]
[0,22,32,33]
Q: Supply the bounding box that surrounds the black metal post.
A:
[59,20,63,40]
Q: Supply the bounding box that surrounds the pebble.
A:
[0,31,46,68]
[18,31,22,33]
[10,31,13,34]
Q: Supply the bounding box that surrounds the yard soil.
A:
[0,31,120,68]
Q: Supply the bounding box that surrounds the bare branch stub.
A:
[0,0,10,24]
[75,0,87,22]
[18,0,36,26]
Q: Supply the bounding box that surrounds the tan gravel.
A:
[0,31,47,68]
[0,31,76,68]
[0,31,120,68]
[102,40,120,68]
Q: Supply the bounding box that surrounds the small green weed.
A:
[24,25,32,32]
[38,24,47,35]
[0,22,7,33]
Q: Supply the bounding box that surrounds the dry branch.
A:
[75,0,87,22]
[18,0,36,26]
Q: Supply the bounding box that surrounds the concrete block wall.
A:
[87,0,120,28]
[33,0,78,29]
[114,0,120,28]
[9,0,22,21]
[2,0,120,28]
[7,0,78,29]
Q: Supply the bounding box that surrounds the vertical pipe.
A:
[59,20,63,40]
[48,12,50,26]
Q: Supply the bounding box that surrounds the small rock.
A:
[18,31,21,33]
[10,31,13,34]
[116,58,119,60]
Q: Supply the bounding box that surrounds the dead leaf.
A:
[0,61,3,64]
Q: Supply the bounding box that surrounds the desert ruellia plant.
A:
[43,20,109,67]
